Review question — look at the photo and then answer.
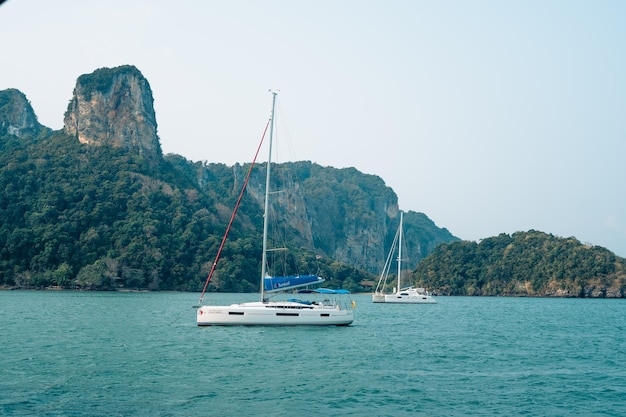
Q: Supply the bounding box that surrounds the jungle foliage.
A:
[74,65,143,101]
[0,130,379,291]
[412,230,626,297]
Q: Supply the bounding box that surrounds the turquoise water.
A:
[1,291,625,416]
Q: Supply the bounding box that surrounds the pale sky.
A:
[2,0,625,257]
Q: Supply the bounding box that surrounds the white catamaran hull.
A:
[375,294,436,304]
[372,288,437,304]
[197,301,353,326]
[371,293,386,303]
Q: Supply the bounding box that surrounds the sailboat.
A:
[196,92,354,326]
[372,212,436,304]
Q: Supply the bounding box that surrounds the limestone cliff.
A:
[0,89,43,138]
[64,65,162,159]
[219,161,459,274]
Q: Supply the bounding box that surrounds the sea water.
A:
[1,291,625,416]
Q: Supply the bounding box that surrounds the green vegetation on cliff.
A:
[75,65,144,101]
[1,69,458,293]
[0,132,207,290]
[412,230,626,297]
[1,128,453,291]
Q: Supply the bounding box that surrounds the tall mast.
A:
[397,211,403,291]
[260,91,277,302]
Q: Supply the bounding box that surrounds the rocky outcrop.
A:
[221,161,459,274]
[0,89,43,138]
[64,65,161,159]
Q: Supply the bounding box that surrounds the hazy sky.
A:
[2,0,625,257]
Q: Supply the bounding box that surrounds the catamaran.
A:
[372,212,436,304]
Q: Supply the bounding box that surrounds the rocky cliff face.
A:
[224,161,458,274]
[0,89,42,138]
[64,65,161,159]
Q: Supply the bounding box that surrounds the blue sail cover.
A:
[298,288,351,294]
[263,274,325,293]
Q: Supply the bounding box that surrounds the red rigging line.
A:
[197,118,271,304]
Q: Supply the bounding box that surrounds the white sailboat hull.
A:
[377,294,436,304]
[372,288,437,304]
[371,293,386,303]
[197,301,353,326]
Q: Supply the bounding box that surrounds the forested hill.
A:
[411,230,626,298]
[0,67,458,291]
[0,130,456,292]
[3,67,624,297]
